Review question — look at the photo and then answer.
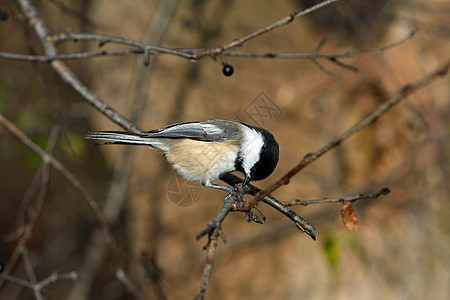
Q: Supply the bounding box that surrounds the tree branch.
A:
[237,59,449,210]
[283,187,391,206]
[0,271,78,300]
[194,228,220,300]
[50,0,341,60]
[0,19,416,76]
[196,194,235,241]
[219,174,318,240]
[0,125,58,290]
[0,113,141,299]
[16,0,142,133]
[68,1,179,298]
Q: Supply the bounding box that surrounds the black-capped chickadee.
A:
[86,119,279,193]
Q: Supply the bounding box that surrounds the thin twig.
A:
[22,249,38,285]
[68,1,179,299]
[15,0,141,294]
[195,0,341,58]
[4,0,407,149]
[0,113,141,298]
[219,173,318,240]
[51,0,341,60]
[16,0,142,134]
[194,228,220,300]
[196,194,235,240]
[0,49,143,61]
[0,125,58,289]
[1,28,413,62]
[224,30,416,59]
[52,32,195,58]
[0,271,78,299]
[237,59,449,211]
[283,187,391,207]
[0,29,414,76]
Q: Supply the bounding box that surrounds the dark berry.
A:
[222,64,234,76]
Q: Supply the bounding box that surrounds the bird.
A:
[86,119,279,193]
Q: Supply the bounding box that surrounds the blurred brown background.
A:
[0,0,449,299]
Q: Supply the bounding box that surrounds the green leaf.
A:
[322,233,340,271]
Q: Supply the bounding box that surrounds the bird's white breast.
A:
[165,139,238,186]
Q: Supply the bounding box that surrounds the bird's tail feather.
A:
[86,131,158,146]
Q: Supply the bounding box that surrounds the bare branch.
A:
[0,149,51,287]
[52,32,195,58]
[196,194,235,240]
[224,30,416,60]
[220,174,318,240]
[0,113,141,298]
[283,188,391,207]
[0,125,59,288]
[0,49,143,61]
[16,0,142,133]
[237,59,449,211]
[8,1,441,298]
[0,0,413,85]
[68,1,179,298]
[195,0,340,58]
[21,249,38,285]
[195,228,220,300]
[0,29,414,77]
[51,0,341,60]
[0,271,78,299]
[328,30,417,60]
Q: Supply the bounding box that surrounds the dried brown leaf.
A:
[340,203,360,230]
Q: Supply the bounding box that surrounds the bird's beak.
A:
[243,176,250,186]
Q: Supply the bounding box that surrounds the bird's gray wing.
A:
[143,120,238,142]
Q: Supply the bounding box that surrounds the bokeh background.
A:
[0,0,449,299]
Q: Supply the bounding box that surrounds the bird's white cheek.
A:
[240,126,264,176]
